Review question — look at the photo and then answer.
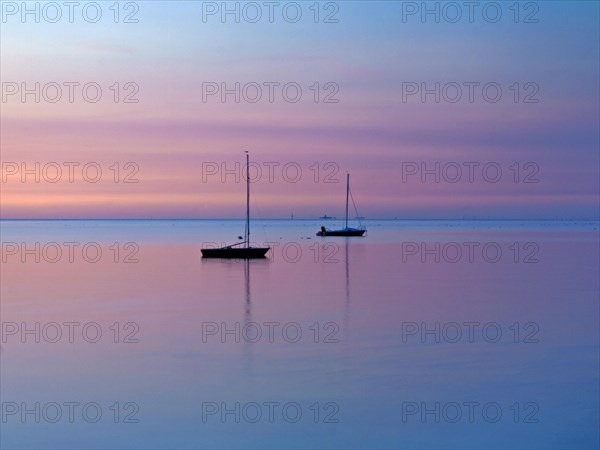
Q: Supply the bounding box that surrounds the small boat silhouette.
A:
[202,152,270,258]
[317,174,366,237]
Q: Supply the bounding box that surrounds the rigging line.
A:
[349,186,364,228]
[249,181,269,244]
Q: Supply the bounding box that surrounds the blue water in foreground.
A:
[1,220,598,449]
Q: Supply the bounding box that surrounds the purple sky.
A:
[1,1,598,219]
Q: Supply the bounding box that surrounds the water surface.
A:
[1,220,598,449]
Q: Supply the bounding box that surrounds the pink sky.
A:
[1,2,598,219]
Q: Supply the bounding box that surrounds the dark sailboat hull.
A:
[317,228,366,237]
[201,247,270,259]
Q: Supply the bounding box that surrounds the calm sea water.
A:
[1,220,598,449]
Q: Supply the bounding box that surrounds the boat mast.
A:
[245,151,250,248]
[345,173,349,229]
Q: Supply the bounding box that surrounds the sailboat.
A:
[201,152,270,258]
[317,173,366,237]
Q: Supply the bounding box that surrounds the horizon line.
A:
[0,218,598,222]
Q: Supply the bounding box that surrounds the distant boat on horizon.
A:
[201,152,270,258]
[317,174,366,237]
[319,214,336,220]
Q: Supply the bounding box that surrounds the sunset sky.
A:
[1,1,598,219]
